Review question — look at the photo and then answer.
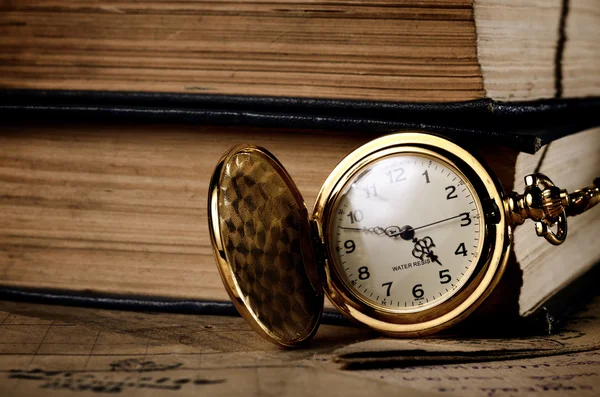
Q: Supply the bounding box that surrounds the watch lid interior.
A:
[208,144,323,347]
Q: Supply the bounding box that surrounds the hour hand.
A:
[339,226,388,236]
[340,225,416,240]
[340,225,408,238]
[427,252,443,266]
[412,236,443,266]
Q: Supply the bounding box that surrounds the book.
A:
[0,0,598,102]
[470,127,600,332]
[0,0,598,332]
[0,123,597,330]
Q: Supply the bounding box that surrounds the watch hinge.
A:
[482,198,501,225]
[309,219,327,278]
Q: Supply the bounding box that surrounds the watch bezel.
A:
[312,132,511,336]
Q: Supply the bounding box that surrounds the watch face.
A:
[329,153,485,313]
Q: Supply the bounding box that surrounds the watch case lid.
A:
[208,144,324,347]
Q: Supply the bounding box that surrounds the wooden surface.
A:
[1,299,600,396]
[0,0,484,102]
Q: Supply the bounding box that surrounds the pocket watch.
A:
[208,132,600,347]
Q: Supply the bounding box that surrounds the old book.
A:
[0,0,598,102]
[0,0,598,332]
[0,123,598,329]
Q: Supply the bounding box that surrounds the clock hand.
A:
[341,226,445,265]
[411,235,444,266]
[393,212,466,242]
[340,226,387,235]
[426,251,443,266]
[340,226,410,239]
[341,213,464,240]
[394,214,465,241]
[409,213,464,233]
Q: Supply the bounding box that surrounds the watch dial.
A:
[329,153,485,312]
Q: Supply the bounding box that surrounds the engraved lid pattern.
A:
[214,148,322,346]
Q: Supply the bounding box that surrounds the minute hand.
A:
[409,213,464,232]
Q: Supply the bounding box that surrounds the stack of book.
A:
[0,0,598,331]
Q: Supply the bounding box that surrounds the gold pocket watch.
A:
[208,132,600,347]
